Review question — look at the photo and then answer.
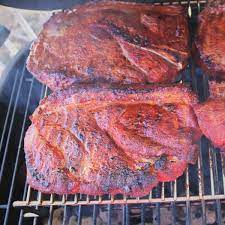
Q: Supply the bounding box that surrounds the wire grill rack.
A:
[1,0,225,224]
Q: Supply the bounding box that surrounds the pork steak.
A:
[24,84,201,196]
[194,81,225,153]
[195,4,225,80]
[27,1,190,90]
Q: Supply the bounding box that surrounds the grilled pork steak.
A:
[24,84,201,196]
[27,2,190,90]
[206,0,225,7]
[194,81,225,153]
[196,4,225,80]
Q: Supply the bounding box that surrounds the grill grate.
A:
[1,0,225,224]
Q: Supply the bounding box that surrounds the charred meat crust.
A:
[194,81,225,153]
[195,5,225,80]
[26,1,190,90]
[25,84,201,196]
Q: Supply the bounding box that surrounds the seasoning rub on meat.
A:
[27,1,190,90]
[24,84,201,196]
[194,81,225,153]
[195,4,225,81]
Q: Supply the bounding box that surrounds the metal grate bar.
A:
[173,181,177,201]
[13,194,225,206]
[197,0,201,13]
[211,148,223,225]
[161,183,165,200]
[32,192,41,225]
[3,76,35,225]
[22,85,48,208]
[199,141,206,225]
[202,73,209,101]
[197,156,204,197]
[0,65,26,184]
[18,182,28,225]
[126,204,130,225]
[220,156,225,194]
[39,83,47,104]
[188,0,209,220]
[16,83,46,225]
[155,203,160,225]
[149,190,153,200]
[32,212,38,225]
[62,195,66,204]
[26,185,31,204]
[122,205,126,225]
[201,201,206,225]
[47,206,53,225]
[62,206,67,225]
[209,148,215,196]
[92,205,97,225]
[107,204,112,225]
[121,204,130,225]
[77,205,82,225]
[73,194,78,204]
[170,182,176,225]
[50,194,54,205]
[185,201,191,225]
[198,144,204,195]
[154,187,161,225]
[33,103,44,225]
[0,69,19,156]
[186,168,190,199]
[185,168,191,225]
[171,202,176,225]
[141,204,145,225]
[215,200,222,225]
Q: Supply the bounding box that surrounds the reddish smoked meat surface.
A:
[24,84,201,196]
[196,5,225,80]
[27,1,190,90]
[194,81,225,153]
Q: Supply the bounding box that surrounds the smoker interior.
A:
[1,0,225,224]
